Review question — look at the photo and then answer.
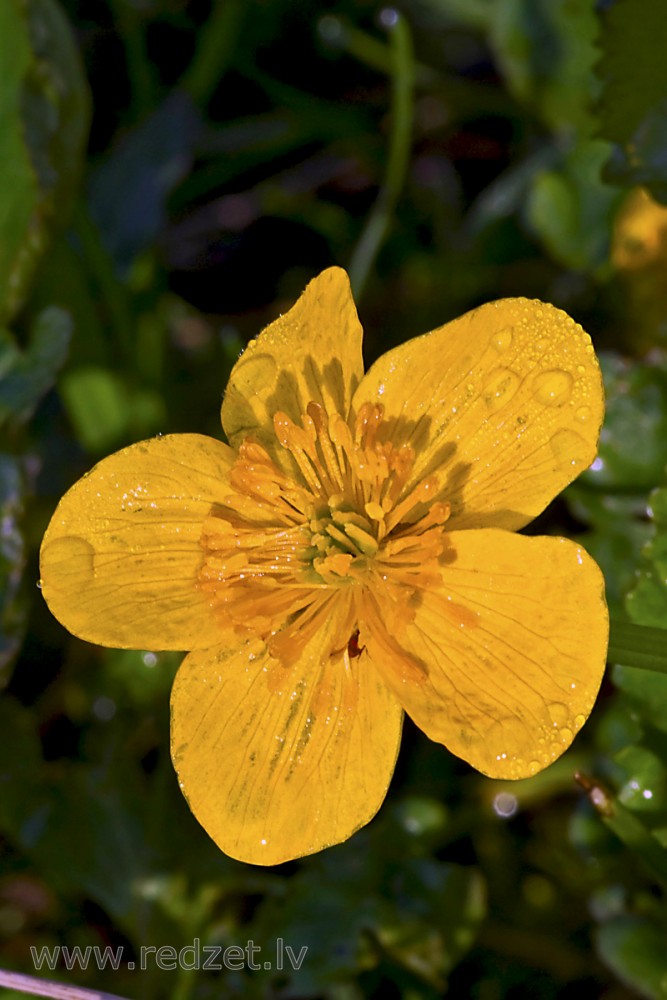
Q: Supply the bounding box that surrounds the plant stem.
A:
[576,773,667,884]
[349,11,414,299]
[0,968,129,1000]
[180,0,246,107]
[608,619,667,673]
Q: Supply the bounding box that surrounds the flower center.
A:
[198,400,450,664]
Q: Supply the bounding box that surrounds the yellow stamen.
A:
[199,398,452,669]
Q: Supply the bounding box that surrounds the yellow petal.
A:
[170,625,403,865]
[354,299,604,530]
[221,268,364,470]
[40,434,236,651]
[362,529,608,780]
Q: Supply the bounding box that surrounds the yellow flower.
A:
[612,187,667,271]
[40,268,608,866]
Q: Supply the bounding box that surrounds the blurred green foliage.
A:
[1,0,667,997]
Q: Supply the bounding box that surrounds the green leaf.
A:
[59,365,166,453]
[580,354,667,493]
[254,814,485,994]
[604,100,667,204]
[0,456,27,686]
[0,0,89,324]
[597,0,667,147]
[597,916,667,1000]
[398,0,492,32]
[615,746,667,814]
[489,0,599,133]
[612,664,667,735]
[88,92,201,269]
[0,696,45,836]
[566,491,651,616]
[627,569,667,631]
[0,306,71,425]
[0,699,149,923]
[626,488,667,630]
[596,0,667,200]
[525,140,619,272]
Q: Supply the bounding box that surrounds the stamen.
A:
[306,402,346,492]
[273,413,325,497]
[200,397,452,672]
[384,475,439,532]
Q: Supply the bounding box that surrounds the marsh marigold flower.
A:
[40,268,608,865]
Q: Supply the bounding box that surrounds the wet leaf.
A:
[579,354,667,493]
[626,487,667,629]
[0,0,89,323]
[0,457,27,686]
[489,0,599,132]
[597,0,667,204]
[59,365,166,453]
[597,916,667,1000]
[566,491,651,616]
[612,665,667,735]
[88,91,201,270]
[253,815,485,995]
[615,746,667,814]
[597,0,667,142]
[0,307,71,426]
[526,140,619,272]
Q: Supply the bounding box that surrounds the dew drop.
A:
[491,327,513,353]
[558,727,573,745]
[379,6,399,28]
[575,405,591,423]
[574,713,586,730]
[533,369,573,407]
[493,792,518,817]
[550,428,585,466]
[527,759,540,776]
[483,368,520,411]
[548,702,570,727]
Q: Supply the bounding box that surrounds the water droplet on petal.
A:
[533,369,574,407]
[558,726,573,745]
[574,713,586,730]
[548,702,570,727]
[575,406,591,423]
[483,368,520,411]
[550,428,586,467]
[491,327,513,353]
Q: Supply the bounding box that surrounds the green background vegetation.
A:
[2,0,667,996]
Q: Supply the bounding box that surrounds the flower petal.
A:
[40,434,236,651]
[221,268,364,466]
[170,626,403,865]
[361,529,608,779]
[354,299,604,530]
